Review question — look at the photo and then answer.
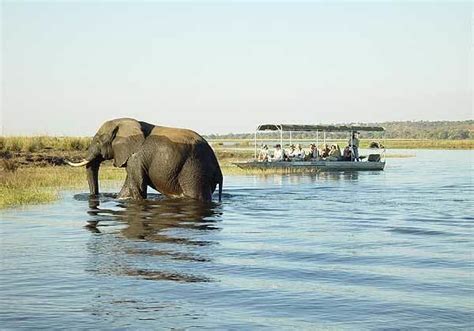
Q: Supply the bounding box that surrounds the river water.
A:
[1,150,473,329]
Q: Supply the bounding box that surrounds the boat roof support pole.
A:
[280,127,283,147]
[316,130,319,160]
[382,131,386,162]
[254,130,257,160]
[351,131,354,162]
[290,131,292,146]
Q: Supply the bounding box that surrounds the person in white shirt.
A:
[288,144,296,158]
[295,144,305,159]
[348,131,360,161]
[271,144,285,162]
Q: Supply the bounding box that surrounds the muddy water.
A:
[1,150,473,329]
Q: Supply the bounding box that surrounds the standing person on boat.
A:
[271,144,285,162]
[348,131,360,161]
[258,144,269,162]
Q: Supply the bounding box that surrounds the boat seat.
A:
[367,154,381,162]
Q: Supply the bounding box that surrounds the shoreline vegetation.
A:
[0,134,473,209]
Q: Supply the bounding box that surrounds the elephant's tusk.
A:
[66,159,90,167]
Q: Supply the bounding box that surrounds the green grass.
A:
[0,136,91,153]
[0,165,125,209]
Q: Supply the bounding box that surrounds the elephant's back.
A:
[150,126,205,145]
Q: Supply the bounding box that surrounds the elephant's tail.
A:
[218,172,223,202]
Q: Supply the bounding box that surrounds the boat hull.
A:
[233,160,385,172]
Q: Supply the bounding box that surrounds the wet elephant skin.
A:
[73,118,223,202]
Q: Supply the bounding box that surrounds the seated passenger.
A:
[327,144,341,161]
[271,144,285,162]
[288,144,297,158]
[342,145,352,161]
[309,144,319,159]
[295,144,306,159]
[320,144,330,158]
[258,144,269,162]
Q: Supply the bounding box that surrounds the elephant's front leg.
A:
[117,154,147,200]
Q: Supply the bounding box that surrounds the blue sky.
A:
[2,1,472,135]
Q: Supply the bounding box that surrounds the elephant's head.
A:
[67,118,150,195]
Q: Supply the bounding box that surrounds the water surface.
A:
[1,150,473,329]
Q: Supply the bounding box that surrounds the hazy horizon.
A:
[2,1,472,136]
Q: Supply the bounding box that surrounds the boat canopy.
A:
[257,124,385,132]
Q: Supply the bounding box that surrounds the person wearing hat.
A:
[348,131,360,161]
[258,144,269,162]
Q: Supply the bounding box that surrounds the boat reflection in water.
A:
[81,194,223,283]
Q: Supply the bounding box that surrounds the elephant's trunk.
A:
[86,158,102,196]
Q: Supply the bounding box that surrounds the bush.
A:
[6,138,23,152]
[68,138,89,151]
[2,159,19,172]
[26,137,45,152]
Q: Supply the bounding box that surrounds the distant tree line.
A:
[205,121,473,140]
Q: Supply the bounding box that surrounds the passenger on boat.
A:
[295,144,306,159]
[348,132,360,161]
[288,144,296,157]
[320,144,330,158]
[308,144,317,159]
[271,144,285,162]
[342,146,352,161]
[327,144,341,161]
[258,144,269,162]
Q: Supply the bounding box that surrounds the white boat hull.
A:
[233,160,385,172]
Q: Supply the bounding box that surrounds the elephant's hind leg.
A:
[117,154,147,200]
[179,177,213,202]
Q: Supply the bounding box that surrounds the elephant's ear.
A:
[111,122,146,167]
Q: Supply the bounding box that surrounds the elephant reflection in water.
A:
[85,196,222,282]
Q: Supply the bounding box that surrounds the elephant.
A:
[66,118,223,202]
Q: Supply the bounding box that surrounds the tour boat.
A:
[233,124,386,172]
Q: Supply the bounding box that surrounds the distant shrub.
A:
[26,137,45,152]
[2,159,19,172]
[5,138,23,152]
[68,138,89,151]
